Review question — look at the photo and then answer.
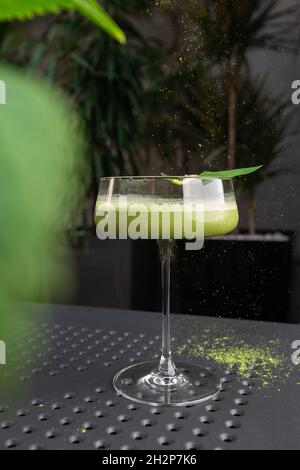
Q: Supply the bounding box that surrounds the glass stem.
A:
[158,240,176,377]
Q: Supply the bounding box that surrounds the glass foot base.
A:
[113,361,220,407]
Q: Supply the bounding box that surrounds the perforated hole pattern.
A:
[0,317,255,450]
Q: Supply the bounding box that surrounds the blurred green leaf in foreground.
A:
[0,0,125,388]
[0,64,86,363]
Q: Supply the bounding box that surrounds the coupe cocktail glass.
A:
[95,176,238,406]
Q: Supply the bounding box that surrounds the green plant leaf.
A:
[0,0,69,19]
[0,0,125,44]
[199,166,263,179]
[161,166,263,185]
[73,0,126,44]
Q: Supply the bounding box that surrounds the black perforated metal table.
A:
[0,303,299,450]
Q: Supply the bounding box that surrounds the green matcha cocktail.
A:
[95,176,239,406]
[96,178,238,241]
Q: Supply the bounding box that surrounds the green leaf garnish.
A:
[199,166,263,179]
[161,166,262,184]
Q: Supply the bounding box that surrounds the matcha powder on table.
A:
[177,324,293,389]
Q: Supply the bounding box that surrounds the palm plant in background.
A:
[2,0,166,197]
[193,0,298,170]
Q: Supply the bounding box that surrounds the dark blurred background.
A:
[3,0,300,323]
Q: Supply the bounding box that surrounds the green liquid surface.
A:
[95,197,239,239]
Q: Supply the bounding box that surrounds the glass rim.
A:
[100,175,233,182]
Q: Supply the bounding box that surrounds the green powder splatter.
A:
[177,323,294,389]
